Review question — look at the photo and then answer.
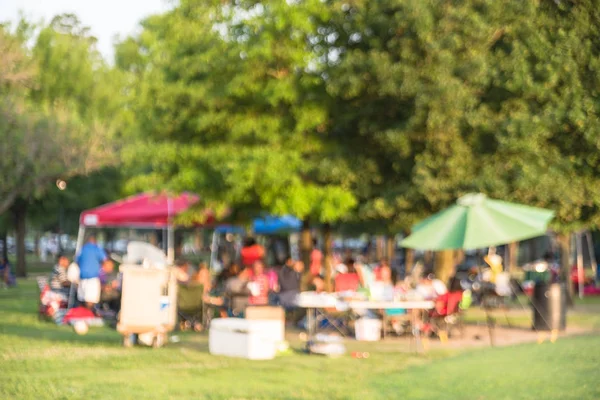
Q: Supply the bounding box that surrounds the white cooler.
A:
[355,318,382,341]
[209,319,280,360]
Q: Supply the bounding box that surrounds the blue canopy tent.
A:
[253,215,302,235]
[210,215,301,269]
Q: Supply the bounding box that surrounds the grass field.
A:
[1,280,599,399]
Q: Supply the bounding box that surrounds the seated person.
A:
[192,262,211,295]
[334,258,363,292]
[224,266,252,317]
[210,263,239,318]
[248,261,269,305]
[50,254,71,297]
[311,275,326,294]
[376,263,393,285]
[310,239,323,276]
[373,258,390,281]
[0,257,16,287]
[278,257,303,308]
[99,260,121,312]
[174,259,191,284]
[416,273,448,300]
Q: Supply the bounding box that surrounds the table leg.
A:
[382,311,386,339]
[412,310,420,353]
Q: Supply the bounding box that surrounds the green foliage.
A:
[0,16,121,219]
[317,0,600,233]
[87,0,600,235]
[119,1,357,225]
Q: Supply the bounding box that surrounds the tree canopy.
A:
[0,15,120,216]
[2,0,600,247]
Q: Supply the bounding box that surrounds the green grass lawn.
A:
[464,296,600,330]
[1,281,599,400]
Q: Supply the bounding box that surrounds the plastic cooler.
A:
[209,318,281,360]
[355,318,382,341]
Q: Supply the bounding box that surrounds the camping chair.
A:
[37,276,68,323]
[427,291,464,341]
[36,276,49,320]
[177,284,204,331]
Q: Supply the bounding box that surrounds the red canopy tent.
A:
[76,193,203,262]
[79,192,200,228]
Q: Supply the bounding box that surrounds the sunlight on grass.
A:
[1,280,599,399]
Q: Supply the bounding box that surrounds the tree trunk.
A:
[34,230,40,258]
[454,250,465,266]
[528,238,537,262]
[13,200,27,277]
[193,228,203,253]
[376,236,384,261]
[557,233,574,306]
[424,250,433,271]
[175,230,184,259]
[149,230,158,247]
[386,236,395,264]
[405,248,414,276]
[508,242,518,274]
[434,250,455,286]
[57,205,65,252]
[300,219,312,290]
[323,223,333,292]
[0,229,8,262]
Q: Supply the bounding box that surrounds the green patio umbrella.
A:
[401,193,554,251]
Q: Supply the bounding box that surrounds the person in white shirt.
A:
[416,273,448,300]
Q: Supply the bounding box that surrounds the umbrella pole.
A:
[167,196,174,264]
[477,249,495,347]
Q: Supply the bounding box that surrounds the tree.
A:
[118,2,357,251]
[310,0,600,280]
[0,17,120,275]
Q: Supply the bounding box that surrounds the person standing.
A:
[278,257,303,309]
[248,260,269,306]
[0,257,13,288]
[76,236,107,310]
[224,266,252,317]
[240,237,265,268]
[310,239,322,276]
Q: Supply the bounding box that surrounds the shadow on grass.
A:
[0,322,121,346]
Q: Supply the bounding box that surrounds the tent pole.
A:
[209,230,218,271]
[75,225,86,255]
[167,225,175,264]
[167,196,174,264]
[576,231,584,299]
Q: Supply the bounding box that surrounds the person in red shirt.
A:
[334,258,363,292]
[373,258,390,281]
[248,260,270,305]
[240,237,265,267]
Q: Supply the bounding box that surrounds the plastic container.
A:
[355,318,382,341]
[209,318,279,360]
[532,282,566,331]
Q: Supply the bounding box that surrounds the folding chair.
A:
[177,284,204,331]
[427,291,464,341]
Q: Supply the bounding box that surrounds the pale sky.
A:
[1,0,172,61]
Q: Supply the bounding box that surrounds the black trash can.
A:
[532,282,567,331]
